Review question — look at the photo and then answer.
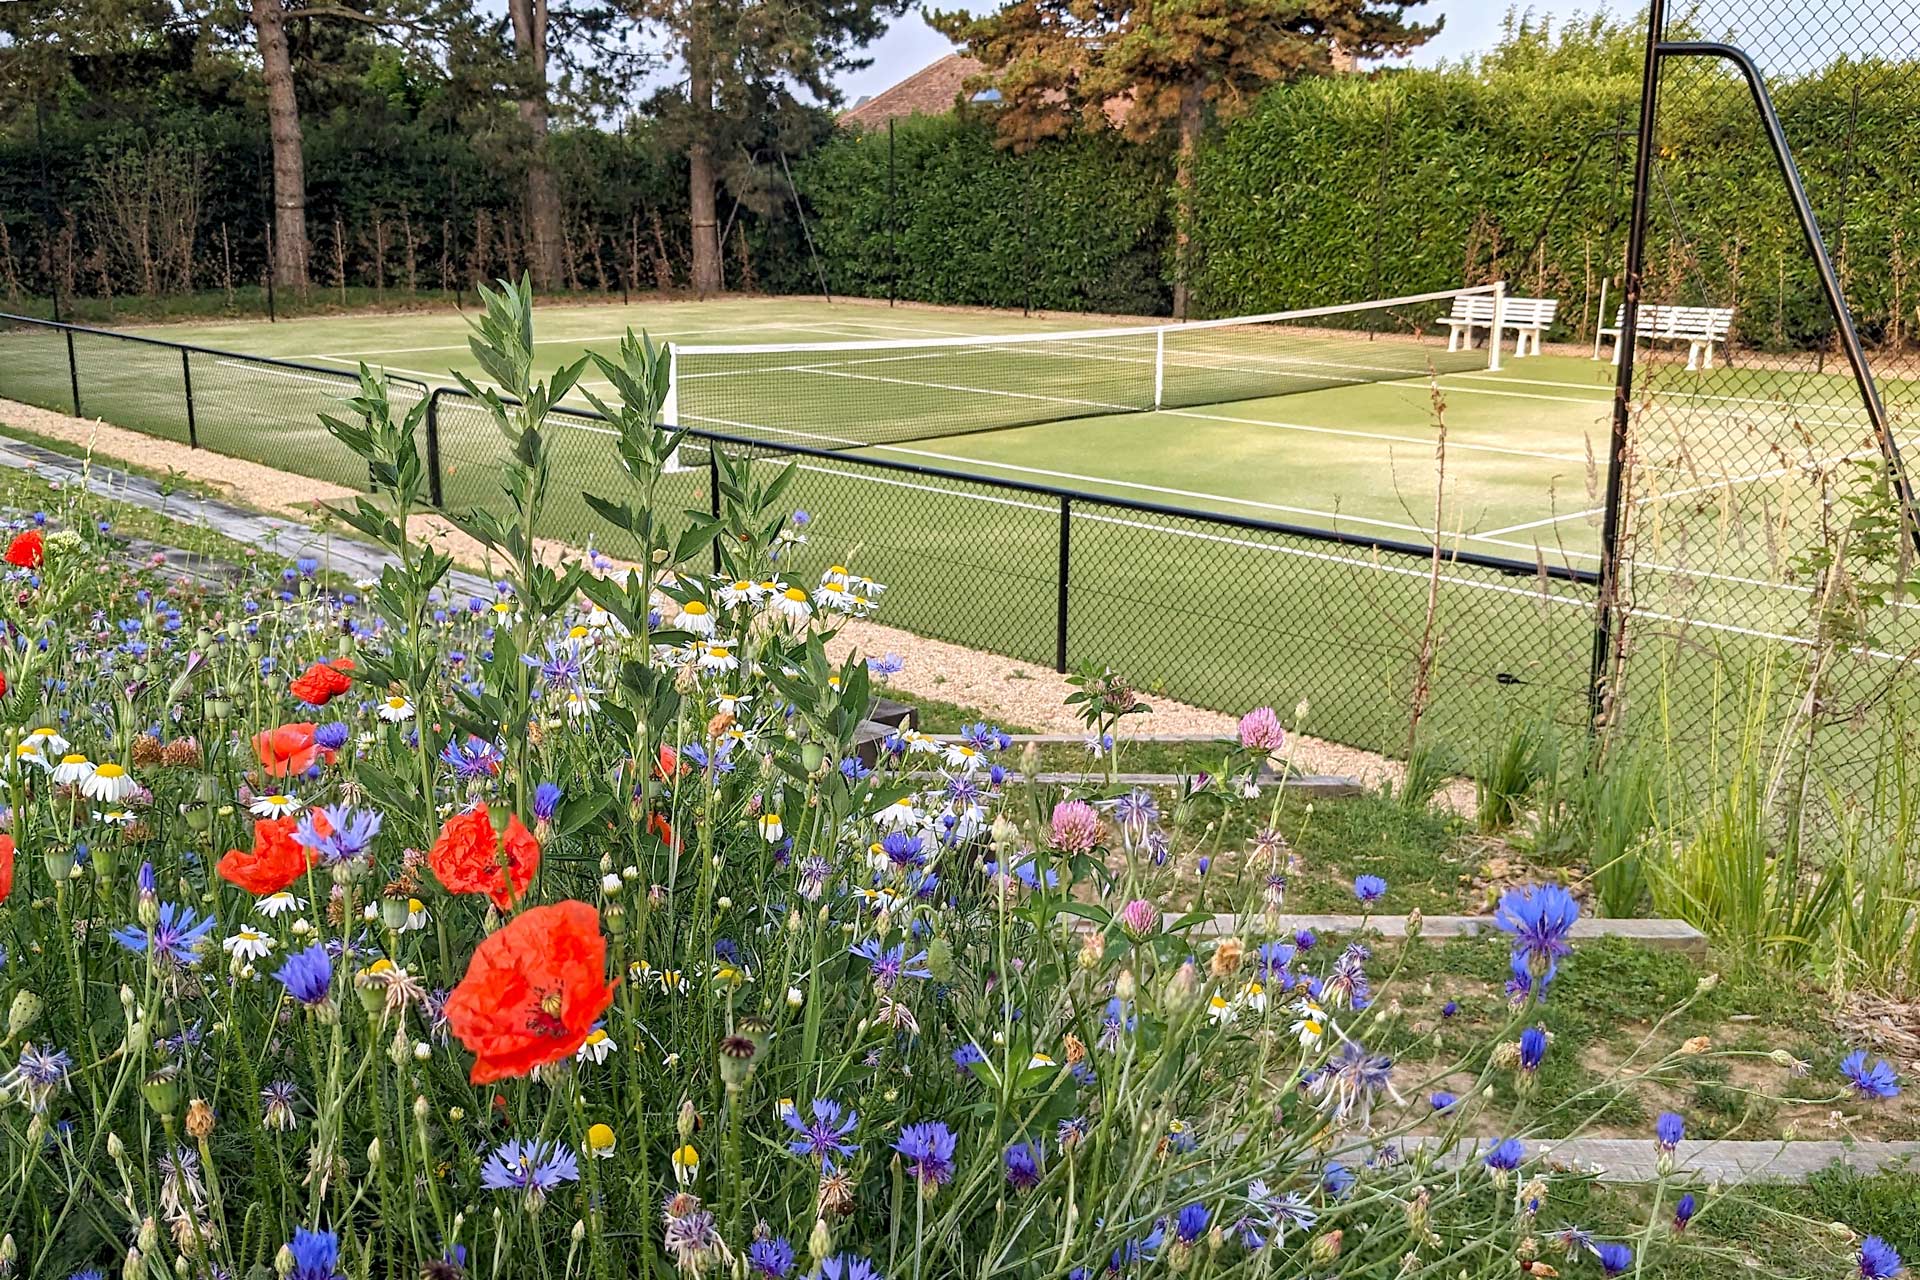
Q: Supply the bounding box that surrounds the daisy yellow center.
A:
[567,625,589,638]
[683,601,708,615]
[585,1028,609,1046]
[386,697,408,709]
[783,587,807,602]
[587,1124,615,1150]
[829,564,847,576]
[408,898,425,913]
[94,763,125,778]
[60,754,88,766]
[266,795,290,805]
[709,647,730,658]
[366,958,394,975]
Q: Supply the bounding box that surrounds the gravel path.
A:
[0,393,1476,812]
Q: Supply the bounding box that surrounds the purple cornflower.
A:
[1671,1193,1696,1232]
[1841,1050,1901,1100]
[748,1237,795,1279]
[1004,1140,1044,1189]
[10,1044,72,1112]
[480,1137,579,1207]
[1860,1236,1903,1279]
[294,805,381,865]
[312,722,349,752]
[533,783,563,824]
[1429,1091,1458,1112]
[1483,1138,1525,1172]
[1594,1242,1632,1276]
[797,854,831,901]
[817,1256,880,1280]
[286,1227,343,1280]
[848,940,931,989]
[1518,1027,1547,1072]
[893,1120,956,1192]
[783,1098,859,1167]
[952,1043,986,1078]
[1655,1112,1685,1152]
[1494,883,1578,988]
[1352,875,1387,904]
[1174,1203,1209,1244]
[440,736,504,780]
[110,902,216,967]
[880,833,926,870]
[273,945,333,1007]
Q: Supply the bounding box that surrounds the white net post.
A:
[1153,328,1166,409]
[662,345,691,473]
[1488,279,1507,372]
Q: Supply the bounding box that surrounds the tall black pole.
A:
[888,118,898,308]
[1589,0,1666,729]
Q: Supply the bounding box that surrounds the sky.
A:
[835,0,1610,103]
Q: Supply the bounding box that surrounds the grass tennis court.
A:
[4,293,1914,758]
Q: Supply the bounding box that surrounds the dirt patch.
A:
[1,392,1477,815]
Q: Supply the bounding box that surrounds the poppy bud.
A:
[7,990,41,1037]
[808,1218,833,1262]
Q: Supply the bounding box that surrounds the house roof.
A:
[840,55,984,129]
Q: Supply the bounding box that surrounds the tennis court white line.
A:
[307,319,875,360]
[1443,370,1879,417]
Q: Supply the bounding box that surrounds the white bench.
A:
[1598,304,1734,371]
[1439,295,1559,357]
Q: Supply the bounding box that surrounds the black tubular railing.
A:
[0,310,1599,752]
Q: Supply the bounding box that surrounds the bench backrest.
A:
[1445,295,1558,325]
[1609,304,1735,339]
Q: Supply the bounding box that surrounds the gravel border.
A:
[0,393,1477,814]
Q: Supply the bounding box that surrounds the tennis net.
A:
[665,284,1505,449]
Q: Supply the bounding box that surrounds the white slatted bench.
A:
[1598,304,1735,370]
[1438,295,1559,357]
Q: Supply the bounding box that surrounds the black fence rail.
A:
[0,311,1599,755]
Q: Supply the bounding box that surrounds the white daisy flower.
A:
[24,726,69,756]
[813,582,855,613]
[875,797,921,829]
[1290,999,1326,1048]
[249,793,303,818]
[712,693,752,716]
[81,761,134,802]
[563,690,601,719]
[576,1026,617,1064]
[770,585,813,622]
[402,898,430,931]
[1240,980,1268,1014]
[716,579,757,608]
[941,741,985,772]
[1208,993,1238,1025]
[698,643,738,672]
[377,696,416,723]
[758,813,784,843]
[222,928,276,963]
[257,891,307,919]
[820,564,852,588]
[93,809,136,826]
[676,599,716,636]
[50,753,95,786]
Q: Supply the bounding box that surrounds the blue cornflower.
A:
[816,1256,880,1280]
[1594,1242,1632,1276]
[286,1227,343,1280]
[312,722,349,752]
[110,902,216,967]
[1842,1050,1901,1100]
[880,832,926,870]
[1321,1161,1355,1199]
[1441,999,1459,1018]
[783,1098,859,1167]
[1860,1236,1903,1279]
[440,736,504,780]
[1174,1203,1209,1244]
[1483,1138,1525,1172]
[848,939,931,989]
[952,1043,986,1079]
[1655,1111,1685,1152]
[893,1120,957,1191]
[1494,883,1579,984]
[480,1137,579,1203]
[533,782,563,824]
[1429,1091,1458,1112]
[67,1271,104,1280]
[1352,875,1387,903]
[866,653,904,678]
[274,945,333,1007]
[1004,1140,1044,1189]
[294,805,381,865]
[12,1043,73,1112]
[1672,1193,1696,1231]
[1518,1026,1548,1072]
[296,557,319,577]
[747,1237,795,1279]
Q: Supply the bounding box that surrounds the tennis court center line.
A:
[1442,370,1878,415]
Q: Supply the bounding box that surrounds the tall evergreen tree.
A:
[932,0,1439,315]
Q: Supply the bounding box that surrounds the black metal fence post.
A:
[64,330,80,417]
[1055,495,1072,673]
[425,389,445,507]
[181,349,199,448]
[708,447,723,576]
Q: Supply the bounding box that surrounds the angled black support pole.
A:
[1054,495,1072,673]
[1589,0,1667,730]
[182,349,198,448]
[1659,40,1920,564]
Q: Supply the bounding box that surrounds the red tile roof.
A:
[841,55,984,129]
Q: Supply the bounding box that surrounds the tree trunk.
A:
[686,16,723,296]
[252,0,308,288]
[508,0,563,291]
[1171,78,1203,320]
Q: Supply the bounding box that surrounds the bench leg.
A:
[1610,336,1623,366]
[1447,324,1460,353]
[1687,341,1701,372]
[1702,342,1715,370]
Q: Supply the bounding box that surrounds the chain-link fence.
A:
[0,311,1595,754]
[1597,2,1920,780]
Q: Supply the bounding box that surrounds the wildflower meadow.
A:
[0,282,1906,1280]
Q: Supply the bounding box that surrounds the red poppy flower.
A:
[252,722,339,778]
[648,811,676,852]
[288,659,354,707]
[430,802,541,911]
[4,530,42,569]
[445,899,617,1083]
[0,670,8,699]
[215,813,331,896]
[656,744,681,779]
[0,834,14,905]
